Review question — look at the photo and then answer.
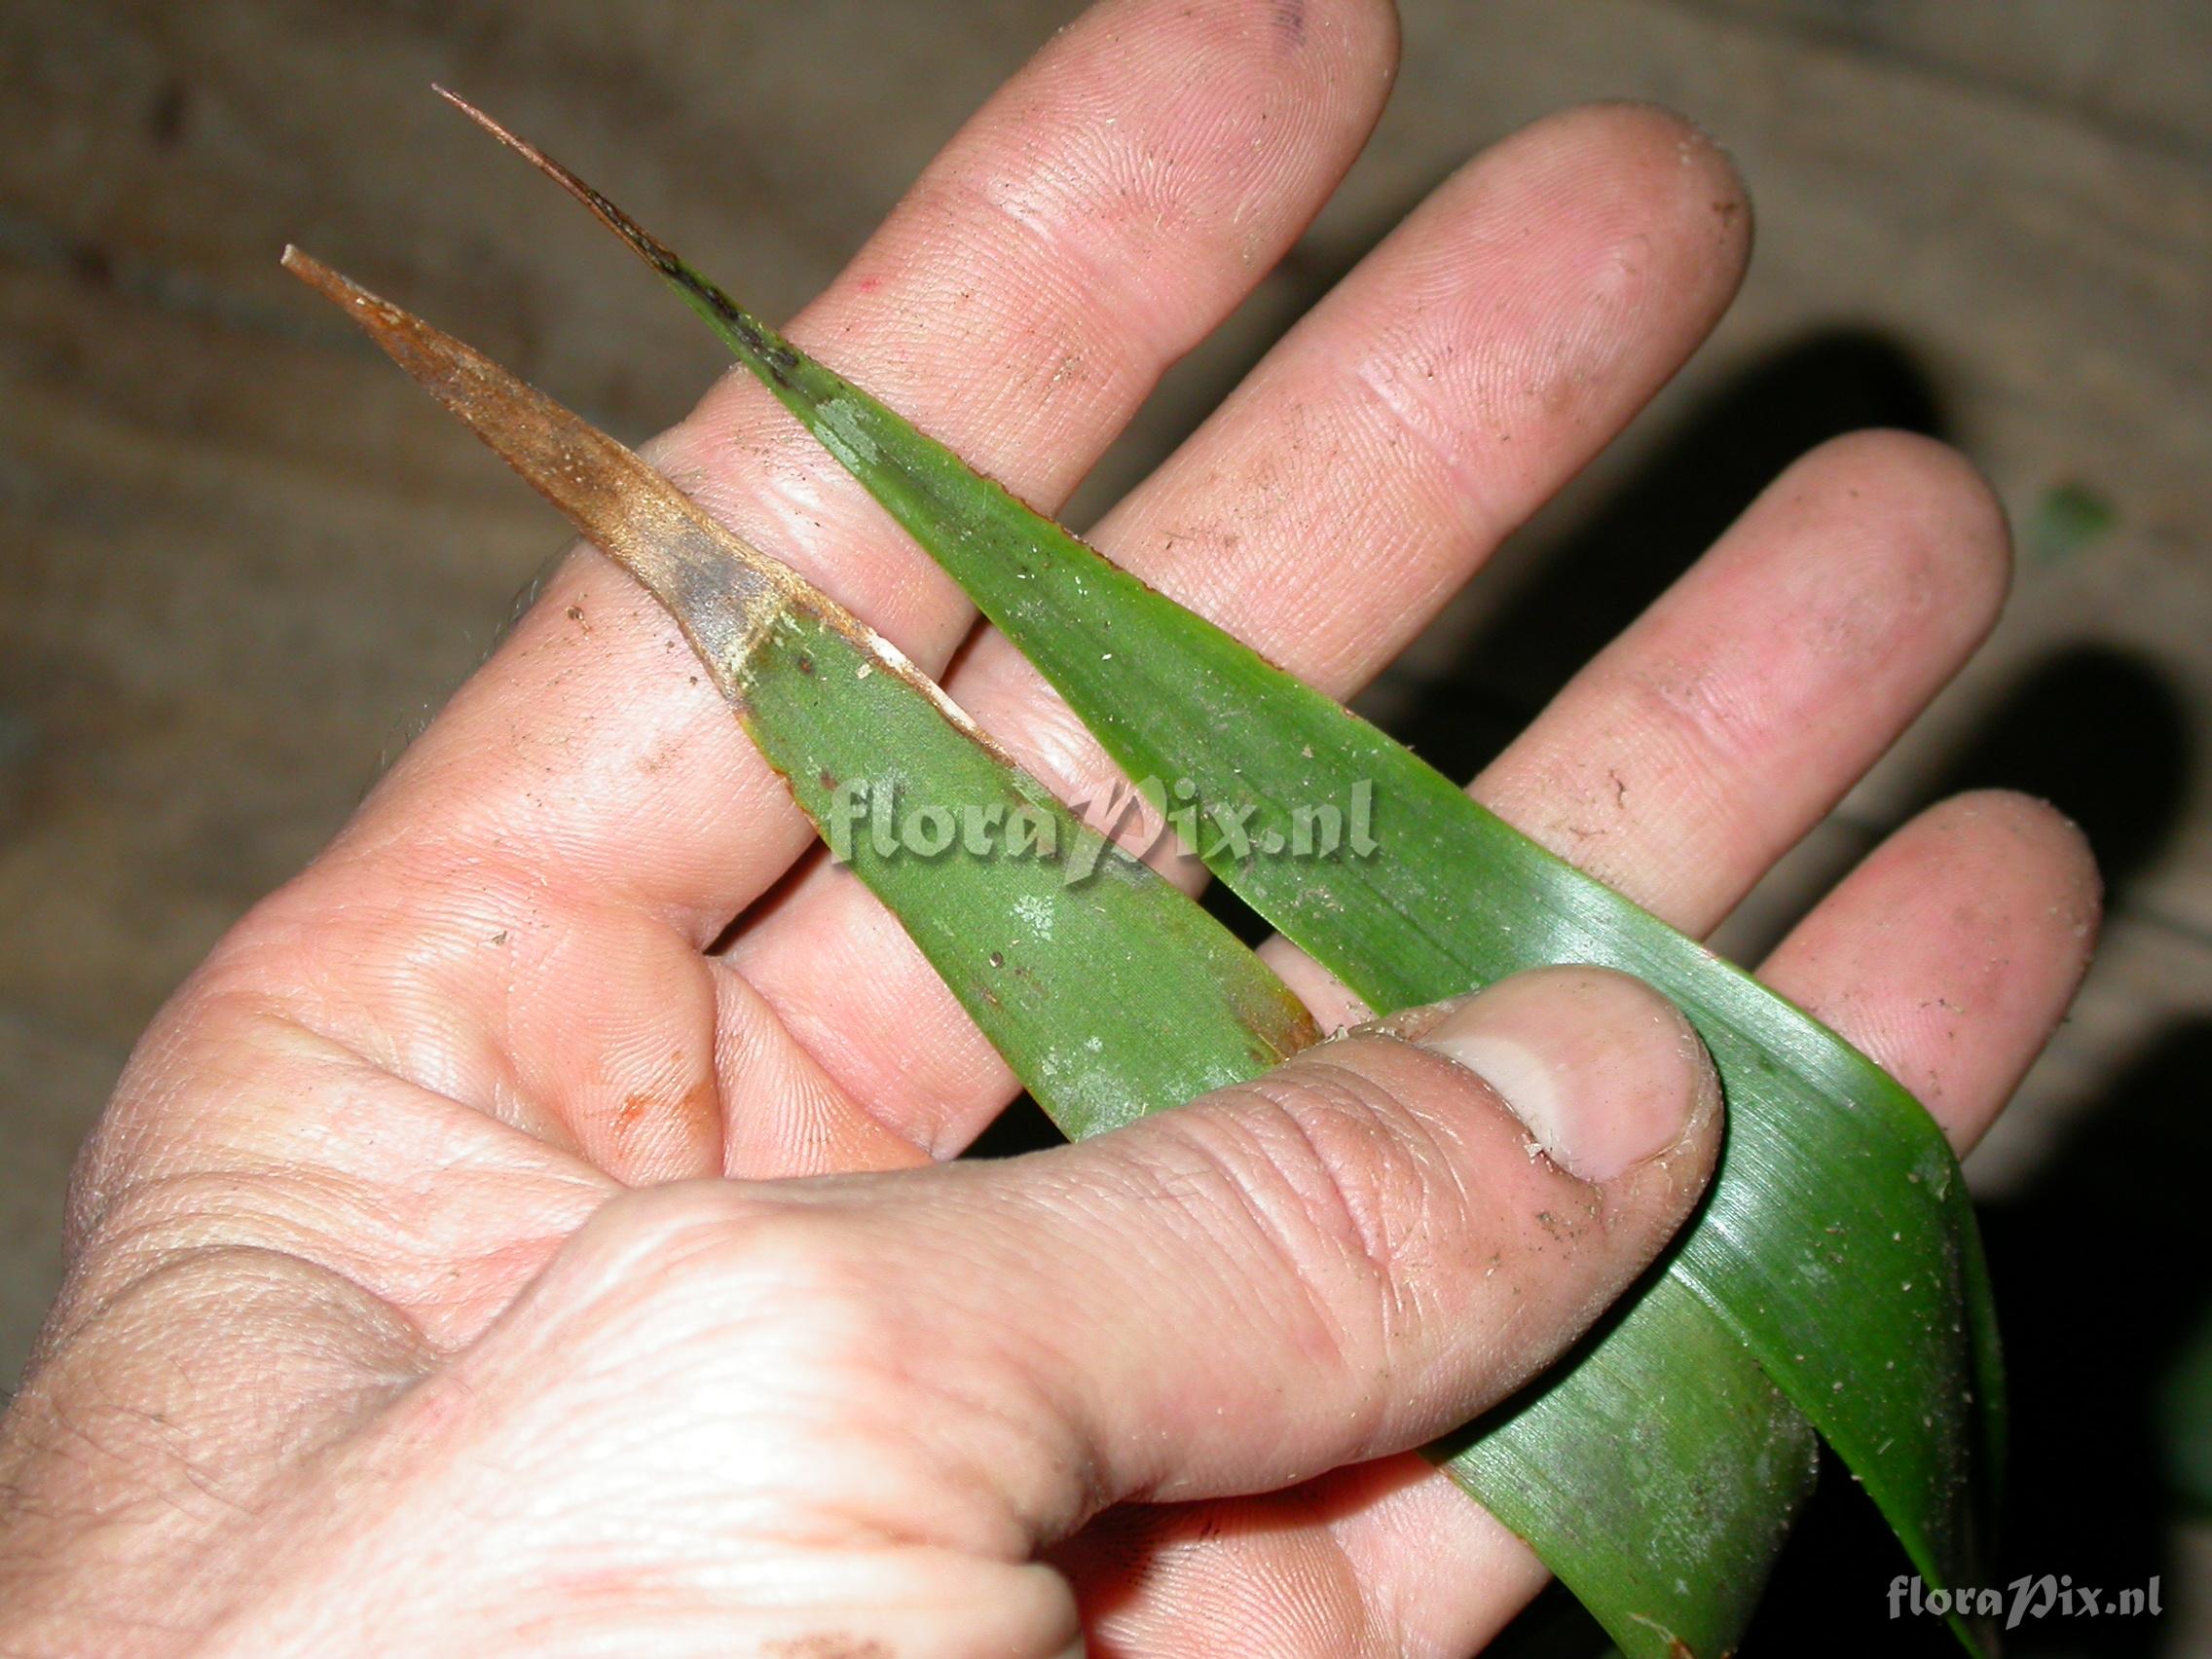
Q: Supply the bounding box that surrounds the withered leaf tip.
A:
[431,85,682,280]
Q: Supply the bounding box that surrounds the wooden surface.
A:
[2,2,2207,1648]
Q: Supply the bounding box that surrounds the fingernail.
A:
[1416,966,1716,1183]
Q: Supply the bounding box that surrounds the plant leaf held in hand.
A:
[284,247,1316,1141]
[444,103,2006,1658]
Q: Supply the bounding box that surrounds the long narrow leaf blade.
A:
[1442,1278,1821,1656]
[285,248,1317,1137]
[446,113,2006,1656]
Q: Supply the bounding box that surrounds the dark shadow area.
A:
[961,1089,1062,1159]
[1394,327,1946,782]
[1738,1018,2212,1658]
[1736,641,2197,1653]
[1927,643,2194,894]
[1982,1015,2212,1652]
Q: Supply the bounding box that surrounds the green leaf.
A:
[447,108,2006,1656]
[1440,1276,1820,1657]
[283,247,1315,1139]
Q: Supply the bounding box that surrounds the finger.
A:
[1058,1458,1543,1657]
[881,967,1719,1528]
[224,0,1399,1160]
[1753,790,2101,1151]
[727,102,1753,1150]
[1263,426,2014,1027]
[1472,429,2012,940]
[339,0,1398,930]
[1066,793,2099,1657]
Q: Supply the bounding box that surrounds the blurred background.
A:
[1,1,2206,1651]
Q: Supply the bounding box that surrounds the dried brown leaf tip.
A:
[280,247,998,748]
[280,244,800,692]
[432,87,801,385]
[431,88,681,279]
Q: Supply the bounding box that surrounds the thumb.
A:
[880,963,1724,1532]
[317,964,1723,1659]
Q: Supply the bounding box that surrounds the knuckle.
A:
[1157,1054,1454,1354]
[565,1182,893,1361]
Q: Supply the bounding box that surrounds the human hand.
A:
[0,0,2098,1653]
[6,956,1727,1655]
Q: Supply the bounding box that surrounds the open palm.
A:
[0,1,2097,1653]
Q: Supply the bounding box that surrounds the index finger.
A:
[336,0,1398,933]
[243,0,1397,1102]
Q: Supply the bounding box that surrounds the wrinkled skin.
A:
[0,1,2097,1654]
